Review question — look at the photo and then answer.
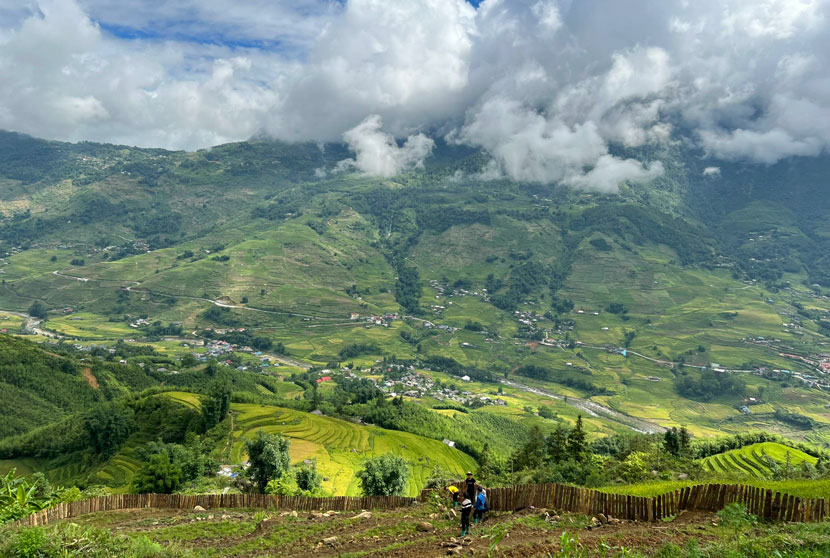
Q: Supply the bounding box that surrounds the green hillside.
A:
[700,442,818,478]
[2,132,830,508]
[227,403,476,496]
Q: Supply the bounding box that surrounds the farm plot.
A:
[700,442,818,478]
[228,404,476,497]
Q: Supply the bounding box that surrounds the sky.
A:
[1,0,829,189]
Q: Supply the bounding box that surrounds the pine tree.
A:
[566,415,587,461]
[545,424,569,464]
[664,428,680,456]
[679,426,691,454]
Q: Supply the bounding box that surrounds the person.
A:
[459,495,473,537]
[446,485,460,508]
[473,485,487,524]
[464,471,477,500]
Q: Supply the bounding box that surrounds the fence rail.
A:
[422,482,828,523]
[8,493,415,529]
[6,482,827,529]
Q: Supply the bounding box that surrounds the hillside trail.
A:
[500,378,665,434]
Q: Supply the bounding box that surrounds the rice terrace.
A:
[4,0,830,556]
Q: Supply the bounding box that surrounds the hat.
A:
[466,471,473,475]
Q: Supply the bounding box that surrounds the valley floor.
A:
[5,503,830,557]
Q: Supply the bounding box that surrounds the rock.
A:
[193,505,206,512]
[309,511,324,519]
[608,518,621,525]
[591,516,600,526]
[416,521,434,532]
[447,548,461,556]
[353,511,373,520]
[678,473,689,480]
[325,510,337,516]
[279,511,291,517]
[207,514,214,520]
[221,514,230,520]
[289,510,298,518]
[321,536,338,546]
[461,538,472,546]
[597,513,608,524]
[447,508,457,519]
[651,469,659,477]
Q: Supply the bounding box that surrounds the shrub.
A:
[356,454,410,496]
[6,527,48,558]
[245,431,290,493]
[295,460,322,495]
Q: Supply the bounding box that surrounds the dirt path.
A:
[66,505,720,558]
[81,367,99,389]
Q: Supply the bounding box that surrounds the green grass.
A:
[45,312,135,339]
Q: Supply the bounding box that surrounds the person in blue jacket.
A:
[473,485,487,524]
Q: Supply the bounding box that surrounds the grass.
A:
[45,312,135,339]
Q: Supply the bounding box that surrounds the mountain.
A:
[1,130,830,494]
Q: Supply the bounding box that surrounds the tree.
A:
[478,443,494,481]
[245,431,291,493]
[566,415,587,462]
[311,382,321,411]
[84,401,135,457]
[295,460,322,494]
[132,453,183,494]
[545,425,569,464]
[678,426,691,454]
[202,379,232,430]
[538,406,556,420]
[27,300,47,319]
[513,425,545,470]
[664,428,681,456]
[356,454,410,496]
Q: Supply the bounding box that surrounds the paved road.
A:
[501,378,666,434]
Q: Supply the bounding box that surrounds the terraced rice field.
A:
[700,442,818,478]
[228,403,477,497]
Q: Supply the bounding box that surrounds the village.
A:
[373,363,507,408]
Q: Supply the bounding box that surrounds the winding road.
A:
[501,378,666,434]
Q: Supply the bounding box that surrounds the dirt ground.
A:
[69,503,723,557]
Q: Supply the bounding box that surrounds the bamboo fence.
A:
[7,482,828,529]
[424,481,829,523]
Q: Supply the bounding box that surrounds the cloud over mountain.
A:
[1,0,828,186]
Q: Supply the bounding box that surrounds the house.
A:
[442,439,456,448]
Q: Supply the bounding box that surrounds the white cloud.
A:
[1,0,830,178]
[565,156,664,193]
[337,114,435,177]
